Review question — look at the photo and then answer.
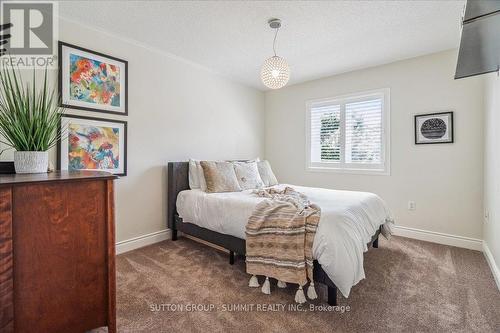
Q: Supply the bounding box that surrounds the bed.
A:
[167,162,392,305]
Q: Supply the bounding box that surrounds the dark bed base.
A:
[168,162,380,306]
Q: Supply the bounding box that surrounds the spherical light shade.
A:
[261,56,290,89]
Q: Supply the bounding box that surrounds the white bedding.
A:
[177,184,393,297]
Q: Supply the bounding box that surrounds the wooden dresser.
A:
[0,171,117,333]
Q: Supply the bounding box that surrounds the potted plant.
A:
[0,67,64,173]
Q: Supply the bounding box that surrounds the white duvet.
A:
[177,184,393,297]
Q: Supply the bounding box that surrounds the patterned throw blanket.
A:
[245,187,321,303]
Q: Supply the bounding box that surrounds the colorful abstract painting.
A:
[59,42,128,115]
[69,54,121,107]
[67,123,120,171]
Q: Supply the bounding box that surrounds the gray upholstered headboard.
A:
[166,160,247,254]
[167,162,189,230]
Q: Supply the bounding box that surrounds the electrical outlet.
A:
[408,201,416,211]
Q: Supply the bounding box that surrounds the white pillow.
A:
[258,160,278,186]
[233,161,264,190]
[188,159,200,189]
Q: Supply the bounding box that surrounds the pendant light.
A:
[261,18,290,89]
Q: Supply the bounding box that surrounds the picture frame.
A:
[58,41,128,115]
[57,115,127,176]
[414,112,454,145]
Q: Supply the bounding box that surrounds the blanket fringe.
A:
[294,285,306,304]
[307,281,318,300]
[248,275,260,288]
[277,280,287,288]
[261,277,271,294]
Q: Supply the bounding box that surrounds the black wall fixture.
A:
[0,161,15,174]
[455,0,500,79]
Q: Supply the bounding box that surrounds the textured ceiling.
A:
[59,1,465,90]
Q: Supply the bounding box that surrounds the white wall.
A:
[0,18,265,243]
[0,22,488,249]
[483,73,500,276]
[265,50,484,240]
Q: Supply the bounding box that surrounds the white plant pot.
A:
[14,151,49,174]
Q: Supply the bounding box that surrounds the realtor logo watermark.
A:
[0,0,58,68]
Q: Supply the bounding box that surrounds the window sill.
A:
[306,166,390,176]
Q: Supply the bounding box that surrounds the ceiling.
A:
[59,1,465,91]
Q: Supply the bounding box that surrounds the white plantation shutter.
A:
[310,103,341,163]
[345,98,382,164]
[307,89,390,174]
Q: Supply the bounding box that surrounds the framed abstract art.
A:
[57,115,127,176]
[58,41,128,115]
[414,112,454,144]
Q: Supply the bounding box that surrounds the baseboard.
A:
[393,225,483,251]
[483,241,500,291]
[116,229,171,254]
[117,226,482,253]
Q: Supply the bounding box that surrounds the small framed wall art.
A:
[58,41,128,115]
[414,112,454,144]
[58,115,127,176]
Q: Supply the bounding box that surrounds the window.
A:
[306,89,390,174]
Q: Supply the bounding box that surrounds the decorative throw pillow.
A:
[188,159,200,189]
[233,161,264,190]
[200,161,242,193]
[258,160,278,186]
[197,161,207,191]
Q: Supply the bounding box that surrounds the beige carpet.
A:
[115,236,500,332]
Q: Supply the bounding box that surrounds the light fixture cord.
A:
[273,27,279,56]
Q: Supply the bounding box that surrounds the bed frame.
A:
[167,162,380,306]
